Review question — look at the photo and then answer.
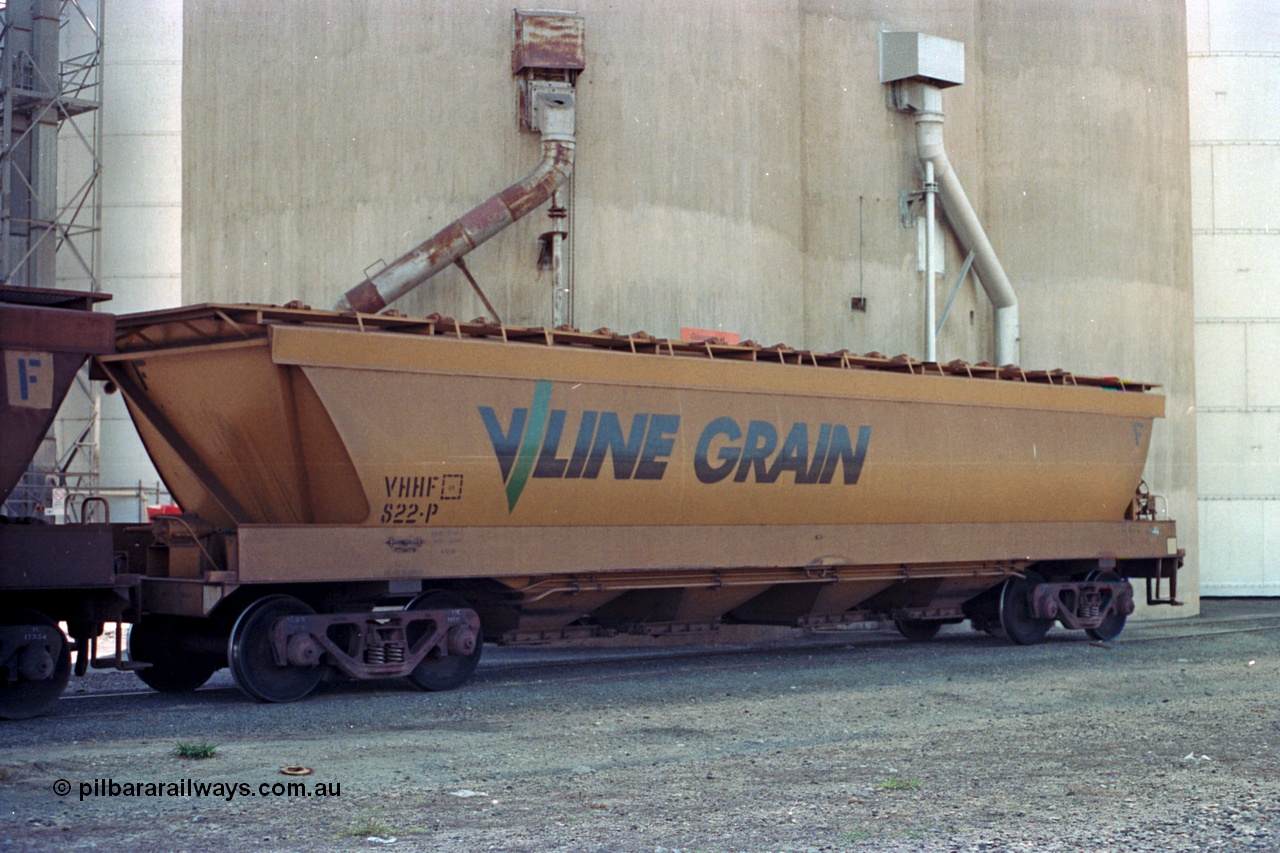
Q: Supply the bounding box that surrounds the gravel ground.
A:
[1,601,1278,853]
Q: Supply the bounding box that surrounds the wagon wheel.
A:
[894,619,943,641]
[228,596,324,703]
[129,616,221,693]
[996,571,1054,645]
[1084,570,1128,641]
[403,591,483,691]
[0,609,71,720]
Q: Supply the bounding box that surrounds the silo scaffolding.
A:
[0,0,104,520]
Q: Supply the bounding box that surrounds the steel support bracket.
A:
[899,189,925,229]
[1145,554,1183,606]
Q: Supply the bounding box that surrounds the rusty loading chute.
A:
[333,87,575,318]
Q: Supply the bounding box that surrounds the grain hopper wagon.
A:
[0,285,147,719]
[86,300,1182,704]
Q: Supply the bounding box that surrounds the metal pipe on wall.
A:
[334,91,576,315]
[912,84,1020,366]
[549,186,569,327]
[924,159,938,362]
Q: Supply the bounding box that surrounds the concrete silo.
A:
[1188,0,1280,596]
[96,0,184,521]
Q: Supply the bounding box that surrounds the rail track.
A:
[39,610,1280,716]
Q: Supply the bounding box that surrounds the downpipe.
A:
[912,87,1020,366]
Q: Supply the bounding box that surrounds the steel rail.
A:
[48,618,1280,715]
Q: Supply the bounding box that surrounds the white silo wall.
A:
[1189,0,1280,596]
[98,0,184,520]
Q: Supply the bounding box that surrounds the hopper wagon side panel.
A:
[277,323,1161,533]
[0,294,115,504]
[105,318,1161,540]
[110,338,369,527]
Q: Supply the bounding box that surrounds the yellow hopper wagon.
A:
[89,303,1181,703]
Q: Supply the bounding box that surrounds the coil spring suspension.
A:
[364,644,406,665]
[1080,588,1103,620]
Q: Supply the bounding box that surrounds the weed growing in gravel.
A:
[172,742,218,759]
[877,777,921,792]
[341,813,396,839]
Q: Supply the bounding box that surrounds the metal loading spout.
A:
[914,100,1021,367]
[334,92,576,314]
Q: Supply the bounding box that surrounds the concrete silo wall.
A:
[1188,0,1280,596]
[183,0,1198,611]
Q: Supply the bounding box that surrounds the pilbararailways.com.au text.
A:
[54,778,341,802]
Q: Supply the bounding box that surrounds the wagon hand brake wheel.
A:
[996,570,1054,645]
[894,619,943,641]
[129,616,221,693]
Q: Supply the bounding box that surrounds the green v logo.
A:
[479,380,553,512]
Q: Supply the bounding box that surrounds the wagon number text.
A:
[380,473,464,525]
